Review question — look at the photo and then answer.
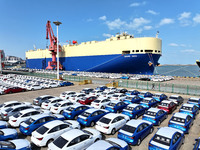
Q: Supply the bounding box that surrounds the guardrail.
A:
[118,79,200,96]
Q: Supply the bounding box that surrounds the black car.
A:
[80,88,94,94]
[115,88,128,94]
[168,95,184,105]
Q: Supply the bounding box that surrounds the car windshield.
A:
[81,112,91,117]
[71,95,77,97]
[81,97,87,100]
[160,103,169,107]
[99,117,111,124]
[36,97,42,100]
[142,99,150,103]
[93,100,100,103]
[108,103,116,107]
[121,125,136,133]
[181,106,192,111]
[5,108,13,112]
[188,99,198,103]
[125,106,134,111]
[53,136,68,149]
[169,96,178,100]
[106,140,121,148]
[153,134,171,146]
[44,100,50,103]
[112,95,119,97]
[83,130,93,135]
[37,126,49,135]
[54,103,61,107]
[0,141,16,149]
[146,111,157,116]
[171,117,185,123]
[25,118,35,125]
[66,107,74,111]
[13,112,22,118]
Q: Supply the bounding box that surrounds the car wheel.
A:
[31,88,34,91]
[46,139,54,146]
[116,110,120,113]
[90,121,95,127]
[74,115,78,120]
[158,121,161,126]
[101,106,104,109]
[60,110,64,115]
[150,127,154,134]
[135,114,138,119]
[111,128,116,135]
[165,114,168,119]
[9,91,12,94]
[182,136,185,144]
[137,138,141,146]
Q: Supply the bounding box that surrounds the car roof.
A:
[173,112,188,118]
[56,101,71,104]
[43,120,64,128]
[84,108,99,113]
[103,113,123,119]
[162,100,172,104]
[110,100,120,104]
[170,95,179,97]
[143,97,152,100]
[70,104,83,108]
[126,119,151,127]
[20,108,38,114]
[126,95,136,98]
[182,103,194,107]
[113,93,124,95]
[38,95,52,98]
[4,101,19,105]
[61,129,84,140]
[127,103,140,107]
[86,140,111,150]
[30,114,50,120]
[48,97,61,101]
[156,127,183,138]
[190,97,200,100]
[154,93,163,95]
[148,108,161,113]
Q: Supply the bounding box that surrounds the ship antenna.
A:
[156,31,159,38]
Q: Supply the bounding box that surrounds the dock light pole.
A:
[53,21,62,80]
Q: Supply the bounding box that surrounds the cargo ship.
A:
[26,32,162,74]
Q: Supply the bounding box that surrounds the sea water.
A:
[154,65,200,77]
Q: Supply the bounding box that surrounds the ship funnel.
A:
[156,31,159,38]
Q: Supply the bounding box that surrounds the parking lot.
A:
[0,82,199,150]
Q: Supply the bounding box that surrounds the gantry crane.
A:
[45,20,63,70]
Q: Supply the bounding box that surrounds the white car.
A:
[110,93,127,101]
[48,128,102,150]
[91,98,111,109]
[0,139,31,149]
[99,91,115,99]
[9,109,49,127]
[0,128,18,139]
[41,97,64,110]
[0,101,31,113]
[0,121,8,129]
[27,84,42,90]
[45,82,59,88]
[31,120,80,147]
[95,113,130,135]
[50,101,73,114]
[68,93,86,103]
[104,87,116,92]
[60,91,76,100]
[89,90,103,97]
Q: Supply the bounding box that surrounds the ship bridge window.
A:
[122,51,130,54]
[155,50,157,52]
[132,50,135,52]
[145,50,153,53]
[136,50,139,52]
[158,50,161,53]
[141,50,143,52]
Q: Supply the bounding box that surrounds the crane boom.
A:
[45,20,63,70]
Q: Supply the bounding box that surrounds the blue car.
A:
[95,85,107,91]
[0,121,8,129]
[149,127,184,150]
[77,109,109,126]
[63,104,90,120]
[0,129,18,140]
[179,103,199,118]
[118,119,153,145]
[138,91,153,98]
[168,112,193,134]
[123,95,142,104]
[140,98,158,109]
[19,114,65,135]
[142,108,167,125]
[152,93,168,102]
[59,81,74,86]
[193,137,200,150]
[86,138,129,150]
[105,100,128,113]
[122,104,146,119]
[0,139,31,150]
[125,89,140,96]
[187,97,200,108]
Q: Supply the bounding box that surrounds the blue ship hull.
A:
[26,54,161,74]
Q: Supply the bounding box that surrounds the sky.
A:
[0,0,200,65]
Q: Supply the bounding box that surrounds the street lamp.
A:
[53,21,62,79]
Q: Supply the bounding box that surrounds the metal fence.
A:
[118,79,200,96]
